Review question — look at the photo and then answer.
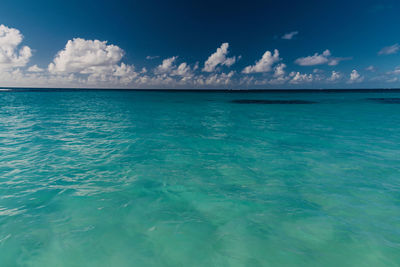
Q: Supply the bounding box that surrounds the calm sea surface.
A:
[0,90,399,266]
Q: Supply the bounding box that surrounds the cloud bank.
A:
[0,24,395,89]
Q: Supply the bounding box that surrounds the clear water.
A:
[0,90,399,266]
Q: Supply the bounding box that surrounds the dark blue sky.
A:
[1,0,400,88]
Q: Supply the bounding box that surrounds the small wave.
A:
[0,88,12,91]
[0,234,11,244]
[0,206,26,216]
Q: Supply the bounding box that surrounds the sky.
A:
[0,0,400,89]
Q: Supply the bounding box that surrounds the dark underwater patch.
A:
[367,98,400,104]
[231,99,317,104]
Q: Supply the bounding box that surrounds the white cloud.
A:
[239,76,255,86]
[146,55,159,60]
[48,38,124,74]
[154,57,197,81]
[313,69,324,73]
[111,63,138,84]
[268,75,289,85]
[242,49,280,73]
[327,58,346,66]
[155,56,177,74]
[348,69,364,83]
[203,43,236,72]
[387,77,398,83]
[289,72,313,84]
[274,63,286,77]
[378,43,399,55]
[387,67,400,75]
[27,64,43,72]
[0,68,87,88]
[282,31,298,40]
[172,62,195,77]
[135,67,233,88]
[295,50,330,66]
[295,49,349,66]
[328,71,341,82]
[47,38,139,85]
[204,71,235,85]
[366,65,376,72]
[0,24,32,70]
[368,67,400,84]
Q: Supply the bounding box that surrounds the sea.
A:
[0,89,399,266]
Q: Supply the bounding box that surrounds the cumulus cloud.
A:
[241,65,289,85]
[155,56,177,74]
[239,76,255,86]
[268,67,290,84]
[378,43,399,55]
[0,24,32,70]
[203,43,236,72]
[242,49,280,73]
[348,69,364,83]
[273,63,286,77]
[154,57,197,82]
[27,65,43,72]
[295,49,349,66]
[268,77,289,85]
[282,31,298,40]
[47,38,139,85]
[327,71,341,82]
[48,38,124,74]
[289,71,313,84]
[111,63,139,84]
[203,71,235,86]
[172,62,197,78]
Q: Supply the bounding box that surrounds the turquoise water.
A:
[0,90,400,266]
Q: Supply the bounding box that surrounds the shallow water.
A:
[0,90,400,266]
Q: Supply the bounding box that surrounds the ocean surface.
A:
[0,89,399,266]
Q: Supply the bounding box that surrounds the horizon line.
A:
[1,87,400,93]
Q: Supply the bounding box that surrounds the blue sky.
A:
[1,0,400,89]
